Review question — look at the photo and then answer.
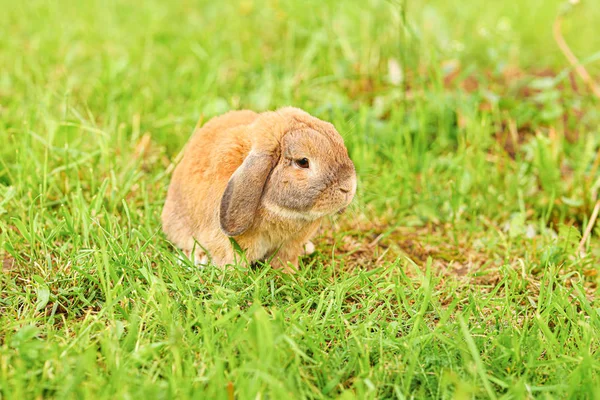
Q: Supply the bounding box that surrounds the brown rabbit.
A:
[162,107,356,272]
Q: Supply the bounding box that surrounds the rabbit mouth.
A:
[337,207,347,215]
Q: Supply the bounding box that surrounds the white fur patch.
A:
[304,241,315,255]
[193,253,209,268]
[176,250,209,269]
[264,201,325,221]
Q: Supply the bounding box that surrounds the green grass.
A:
[1,0,600,398]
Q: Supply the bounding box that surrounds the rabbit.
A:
[161,107,356,272]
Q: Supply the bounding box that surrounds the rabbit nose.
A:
[339,186,351,194]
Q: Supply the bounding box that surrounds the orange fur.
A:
[162,107,356,271]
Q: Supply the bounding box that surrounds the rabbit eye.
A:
[294,158,310,169]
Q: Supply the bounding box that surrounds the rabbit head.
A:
[219,107,356,236]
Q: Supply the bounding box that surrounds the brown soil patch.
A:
[2,256,16,273]
[318,218,501,282]
[317,215,598,302]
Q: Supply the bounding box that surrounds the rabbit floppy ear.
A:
[220,151,276,236]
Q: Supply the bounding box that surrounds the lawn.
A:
[1,0,600,398]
